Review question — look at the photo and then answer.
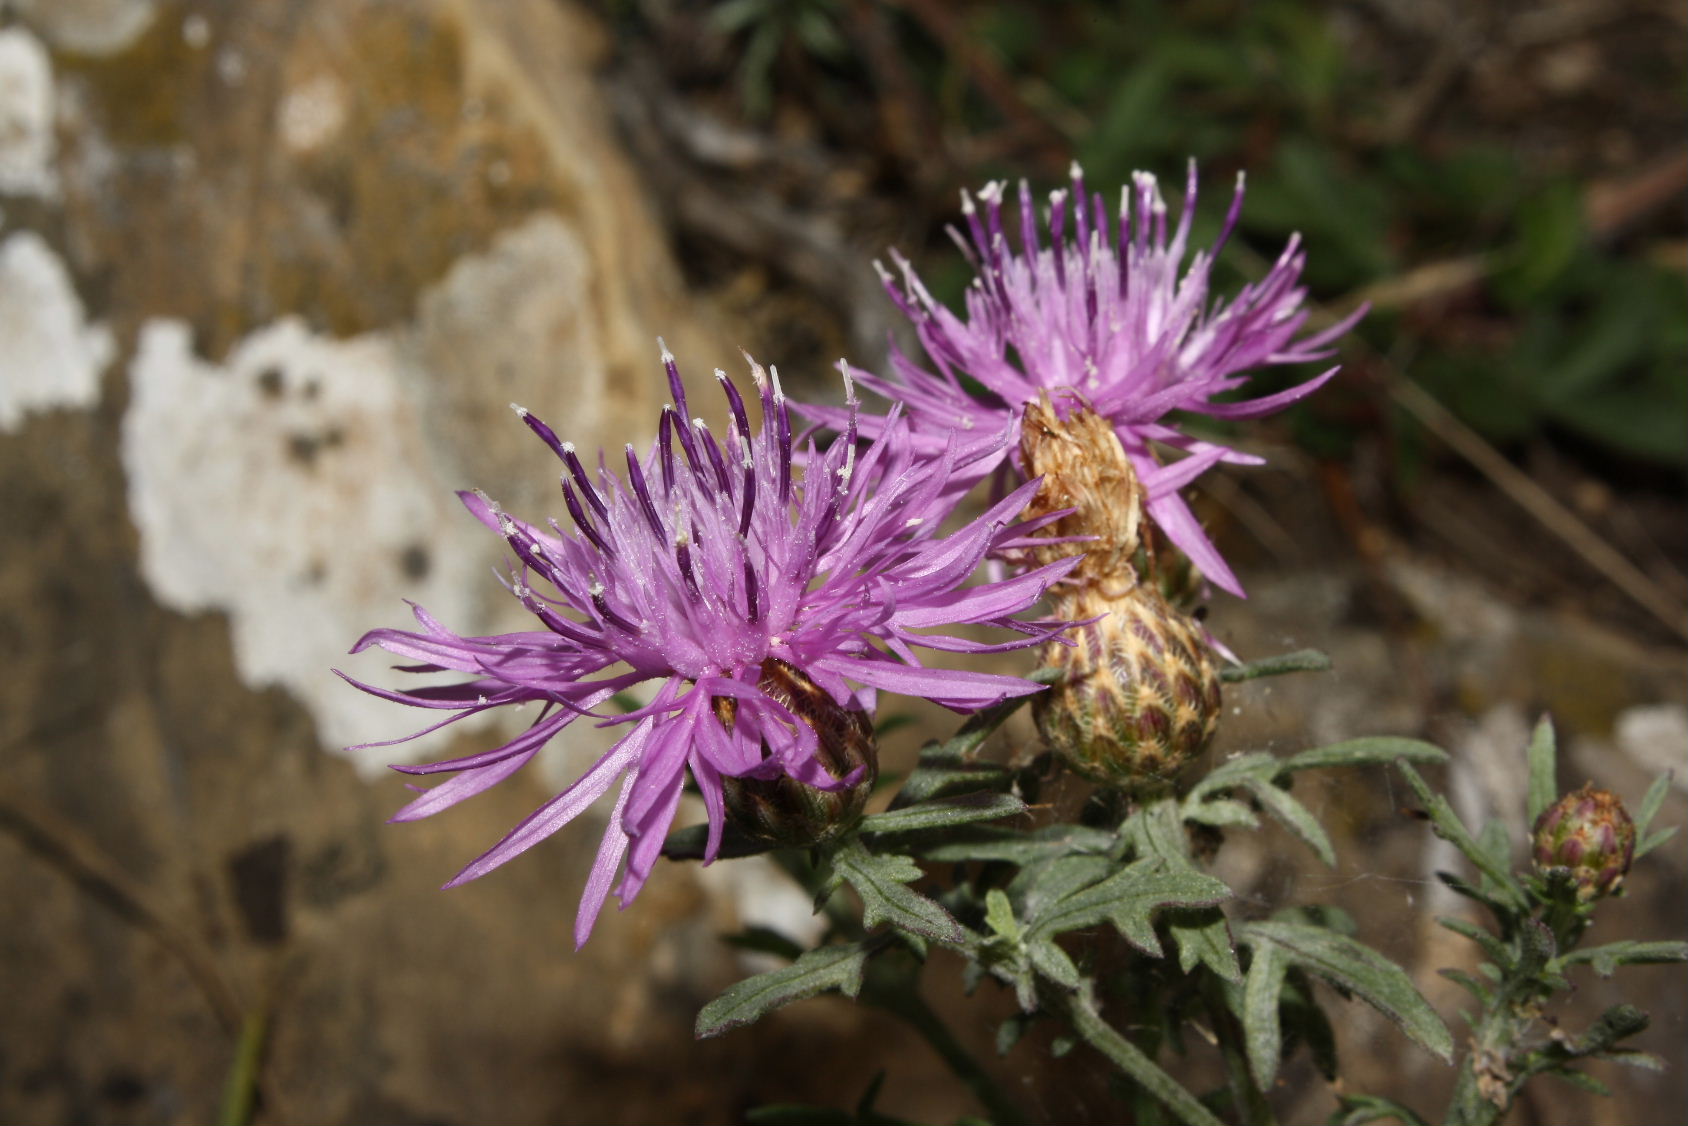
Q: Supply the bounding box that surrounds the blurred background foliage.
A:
[592,0,1685,644]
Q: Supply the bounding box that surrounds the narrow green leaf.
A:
[1182,797,1260,829]
[1243,940,1289,1088]
[1219,648,1332,682]
[1526,715,1558,825]
[1243,776,1336,867]
[1636,824,1678,860]
[1557,939,1688,977]
[1606,1049,1666,1072]
[833,841,962,944]
[890,749,1015,808]
[915,823,1117,865]
[1435,916,1509,967]
[1544,1067,1611,1096]
[1397,763,1528,911]
[696,943,868,1037]
[1189,752,1280,800]
[984,888,1021,941]
[1281,737,1448,774]
[1437,967,1494,1006]
[1474,818,1515,897]
[1634,773,1671,838]
[1168,907,1242,984]
[1027,937,1081,988]
[1331,1093,1431,1125]
[1244,921,1453,1062]
[862,791,1027,836]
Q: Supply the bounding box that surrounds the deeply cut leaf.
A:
[696,943,868,1037]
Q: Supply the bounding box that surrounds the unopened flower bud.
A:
[719,659,878,847]
[1532,783,1636,900]
[1035,585,1221,791]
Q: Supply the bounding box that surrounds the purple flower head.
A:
[341,347,1077,947]
[811,161,1364,598]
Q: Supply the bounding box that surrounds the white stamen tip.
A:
[959,189,975,214]
[1235,170,1247,191]
[769,364,786,403]
[560,441,575,454]
[509,402,529,418]
[1069,160,1084,181]
[714,367,729,383]
[837,359,856,403]
[657,336,673,362]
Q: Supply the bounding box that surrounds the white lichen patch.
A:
[123,317,492,770]
[0,230,114,430]
[0,26,57,198]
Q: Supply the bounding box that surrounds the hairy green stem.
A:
[1051,983,1226,1126]
[866,973,1031,1126]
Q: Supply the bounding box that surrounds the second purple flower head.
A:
[811,162,1363,598]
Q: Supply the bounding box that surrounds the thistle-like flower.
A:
[811,162,1363,597]
[341,348,1076,946]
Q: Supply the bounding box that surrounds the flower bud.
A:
[1035,585,1221,791]
[1531,783,1636,900]
[718,659,878,847]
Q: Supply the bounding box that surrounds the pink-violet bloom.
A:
[341,349,1076,946]
[808,162,1364,598]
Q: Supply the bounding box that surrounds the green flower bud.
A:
[1035,585,1221,792]
[1532,783,1636,900]
[718,658,878,847]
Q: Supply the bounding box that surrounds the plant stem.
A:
[1050,982,1226,1126]
[1203,981,1276,1125]
[865,960,1031,1126]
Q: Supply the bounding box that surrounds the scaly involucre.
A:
[342,350,1076,946]
[809,162,1363,597]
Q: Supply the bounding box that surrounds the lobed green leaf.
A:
[831,841,962,944]
[1030,860,1231,955]
[696,943,868,1038]
[1168,907,1242,985]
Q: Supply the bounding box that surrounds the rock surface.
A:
[1,3,951,1124]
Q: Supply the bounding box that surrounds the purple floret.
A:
[341,348,1077,946]
[805,162,1364,598]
